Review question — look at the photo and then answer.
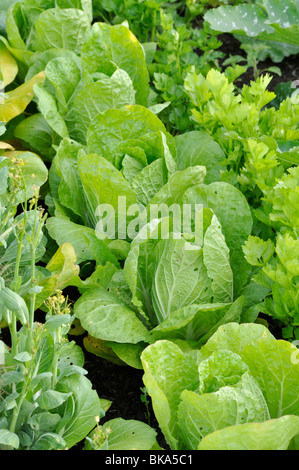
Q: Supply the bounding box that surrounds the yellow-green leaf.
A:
[34,243,80,309]
[0,141,14,150]
[0,42,18,87]
[0,71,45,123]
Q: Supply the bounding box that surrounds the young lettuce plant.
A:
[140,322,299,450]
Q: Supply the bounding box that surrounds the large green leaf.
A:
[86,418,157,450]
[198,416,299,450]
[86,105,170,168]
[131,158,166,205]
[37,390,72,410]
[5,2,28,51]
[78,151,137,226]
[205,4,272,37]
[45,55,82,115]
[66,69,135,144]
[46,217,97,263]
[74,287,151,344]
[149,297,243,344]
[199,322,275,360]
[0,429,19,449]
[14,114,53,161]
[174,131,225,184]
[32,8,91,53]
[150,238,213,324]
[123,225,161,325]
[148,165,206,207]
[240,338,299,419]
[81,23,150,106]
[55,374,102,449]
[53,139,89,224]
[203,214,233,303]
[26,49,81,82]
[105,341,147,369]
[198,326,299,429]
[34,83,69,139]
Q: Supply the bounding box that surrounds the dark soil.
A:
[218,33,299,90]
[71,335,169,450]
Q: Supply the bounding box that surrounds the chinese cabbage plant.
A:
[141,322,299,450]
[73,177,269,368]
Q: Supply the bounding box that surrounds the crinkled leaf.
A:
[178,370,269,449]
[66,69,135,144]
[86,105,169,168]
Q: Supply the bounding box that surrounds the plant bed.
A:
[0,0,299,452]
